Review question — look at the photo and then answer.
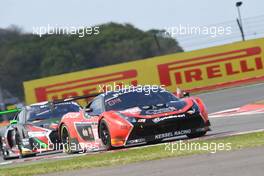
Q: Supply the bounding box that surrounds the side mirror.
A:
[10,120,18,125]
[176,88,190,98]
[183,92,190,97]
[85,108,93,113]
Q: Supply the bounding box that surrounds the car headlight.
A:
[187,103,200,115]
[116,112,137,123]
[123,116,137,123]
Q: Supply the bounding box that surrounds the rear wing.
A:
[0,109,20,126]
[0,109,21,116]
[52,93,101,105]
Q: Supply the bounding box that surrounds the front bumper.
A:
[125,113,210,146]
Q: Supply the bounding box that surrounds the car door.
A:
[78,97,104,141]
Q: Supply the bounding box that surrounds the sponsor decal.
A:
[21,138,30,146]
[63,113,80,119]
[28,130,50,138]
[174,129,191,135]
[75,122,95,141]
[107,98,122,106]
[152,114,185,123]
[120,107,142,114]
[126,138,146,144]
[137,119,146,123]
[24,39,264,104]
[158,47,263,87]
[155,129,191,140]
[25,70,137,103]
[82,128,89,137]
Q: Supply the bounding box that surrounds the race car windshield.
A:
[105,89,179,111]
[27,103,81,122]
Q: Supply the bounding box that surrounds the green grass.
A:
[0,132,264,176]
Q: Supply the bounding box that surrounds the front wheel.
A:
[99,120,112,150]
[187,131,207,138]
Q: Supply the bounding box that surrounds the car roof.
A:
[23,101,80,111]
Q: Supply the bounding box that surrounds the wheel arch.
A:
[192,96,209,122]
[58,122,66,140]
[97,116,106,139]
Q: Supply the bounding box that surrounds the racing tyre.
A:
[99,120,112,150]
[60,125,76,154]
[186,131,207,138]
[15,130,29,159]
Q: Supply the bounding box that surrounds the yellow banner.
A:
[24,38,264,104]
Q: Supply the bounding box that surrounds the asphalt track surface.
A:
[198,82,264,113]
[44,147,264,176]
[1,83,264,169]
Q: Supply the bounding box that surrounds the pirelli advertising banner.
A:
[24,38,264,104]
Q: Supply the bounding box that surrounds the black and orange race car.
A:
[0,101,81,159]
[59,86,211,153]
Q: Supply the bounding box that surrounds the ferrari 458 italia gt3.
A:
[59,87,210,153]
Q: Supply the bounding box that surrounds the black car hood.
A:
[120,100,187,116]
